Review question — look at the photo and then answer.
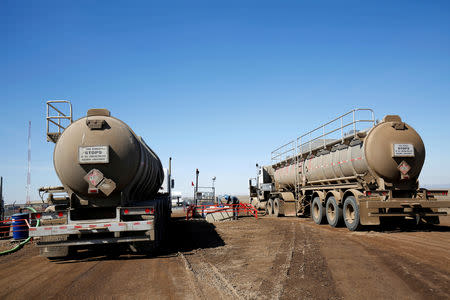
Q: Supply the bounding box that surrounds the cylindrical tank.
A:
[12,213,29,240]
[273,115,425,188]
[53,109,164,207]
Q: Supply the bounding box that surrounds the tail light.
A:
[145,208,150,213]
[124,209,129,214]
[35,213,41,219]
[58,212,64,217]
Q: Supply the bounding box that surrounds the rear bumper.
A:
[36,236,152,247]
[358,198,450,225]
[29,220,153,237]
[29,220,154,247]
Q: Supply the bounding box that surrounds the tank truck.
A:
[29,101,172,257]
[249,108,450,230]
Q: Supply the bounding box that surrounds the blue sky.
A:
[1,1,450,204]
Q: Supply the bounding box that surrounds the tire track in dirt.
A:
[272,222,296,299]
[178,252,206,299]
[179,250,244,299]
[350,236,450,299]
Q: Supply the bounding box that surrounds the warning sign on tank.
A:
[393,144,414,157]
[397,160,411,175]
[79,146,109,164]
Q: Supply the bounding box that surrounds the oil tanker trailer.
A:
[249,109,450,230]
[30,101,173,257]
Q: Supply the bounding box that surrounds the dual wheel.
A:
[266,198,283,217]
[311,196,361,231]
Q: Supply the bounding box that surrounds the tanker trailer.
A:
[250,108,450,230]
[29,101,173,257]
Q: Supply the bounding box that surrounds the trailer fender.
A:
[279,192,295,202]
[343,189,364,204]
[344,189,380,226]
[326,190,342,205]
[313,191,326,206]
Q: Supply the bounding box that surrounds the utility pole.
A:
[0,177,4,220]
[212,176,216,203]
[195,169,199,206]
[26,121,31,205]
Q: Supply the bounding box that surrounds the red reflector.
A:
[58,212,63,217]
[124,209,129,214]
[145,208,150,213]
[35,213,41,219]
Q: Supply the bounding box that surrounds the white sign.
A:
[393,144,414,157]
[79,146,109,164]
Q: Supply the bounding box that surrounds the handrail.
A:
[46,100,73,143]
[271,108,375,163]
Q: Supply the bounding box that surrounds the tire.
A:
[311,197,326,224]
[326,196,343,227]
[273,198,280,217]
[267,199,274,216]
[343,196,362,231]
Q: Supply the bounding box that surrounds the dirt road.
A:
[0,215,448,300]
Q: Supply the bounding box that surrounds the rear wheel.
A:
[311,197,326,224]
[326,196,343,227]
[343,196,362,231]
[267,199,274,216]
[273,198,280,217]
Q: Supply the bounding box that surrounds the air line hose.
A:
[0,207,39,255]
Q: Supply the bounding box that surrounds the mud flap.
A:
[359,200,380,225]
[39,235,71,258]
[280,192,296,216]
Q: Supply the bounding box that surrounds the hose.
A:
[0,207,39,255]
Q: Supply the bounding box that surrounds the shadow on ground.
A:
[52,217,224,263]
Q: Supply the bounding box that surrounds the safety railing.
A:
[271,108,375,163]
[0,218,33,239]
[186,203,258,220]
[46,100,73,143]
